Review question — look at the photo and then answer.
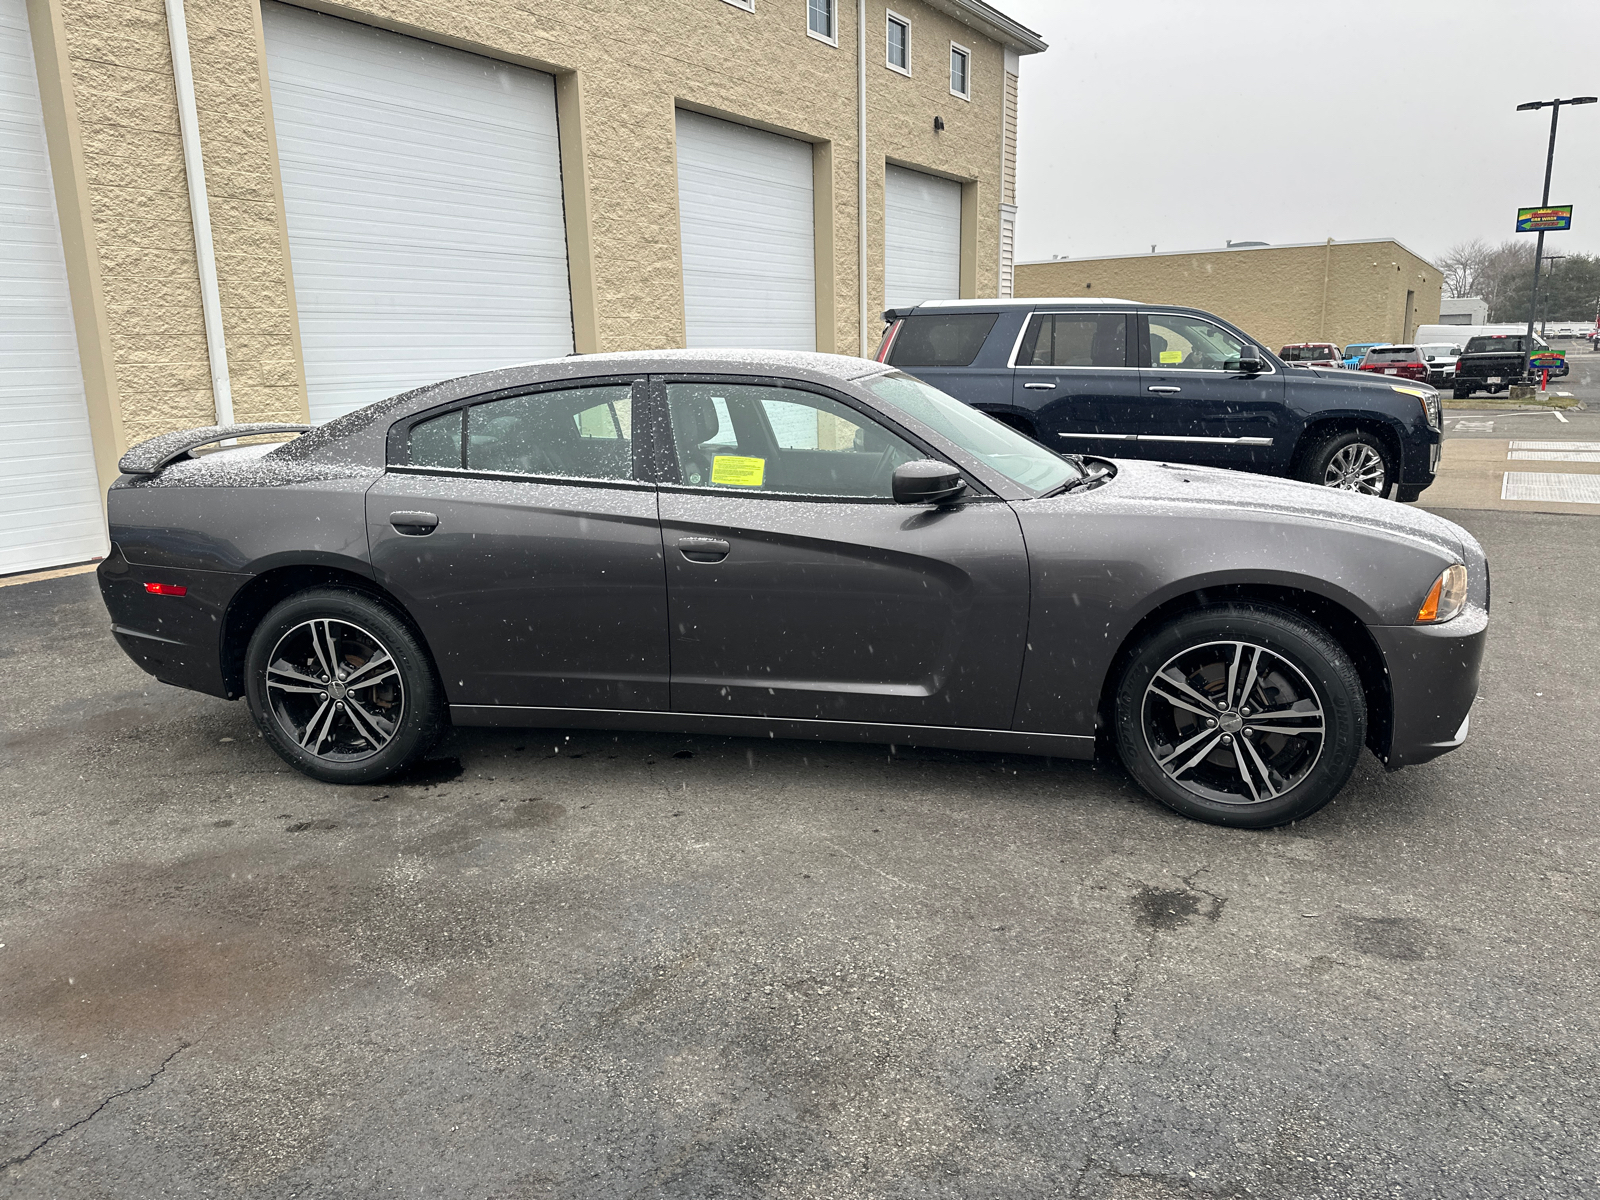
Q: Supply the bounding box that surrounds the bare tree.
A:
[1480,240,1536,322]
[1438,238,1492,298]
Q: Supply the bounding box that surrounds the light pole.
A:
[1517,96,1595,355]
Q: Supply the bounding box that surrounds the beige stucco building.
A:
[1014,239,1443,356]
[5,0,1042,575]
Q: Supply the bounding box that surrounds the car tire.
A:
[1112,604,1366,829]
[1297,429,1392,496]
[244,587,444,784]
[1452,387,1472,399]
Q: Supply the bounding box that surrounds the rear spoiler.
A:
[117,423,311,476]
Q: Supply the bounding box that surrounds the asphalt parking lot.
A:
[3,490,1598,1195]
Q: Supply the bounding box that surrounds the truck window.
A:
[886,313,1000,368]
[1017,313,1128,367]
[1464,336,1526,354]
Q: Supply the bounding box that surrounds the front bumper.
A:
[1368,603,1489,768]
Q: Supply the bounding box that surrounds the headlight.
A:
[1392,384,1440,430]
[1416,563,1468,623]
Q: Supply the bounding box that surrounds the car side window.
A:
[1144,314,1249,371]
[1016,312,1127,367]
[405,384,637,480]
[665,382,919,498]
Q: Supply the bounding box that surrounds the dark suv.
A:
[877,299,1442,500]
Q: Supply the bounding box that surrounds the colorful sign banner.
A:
[1529,350,1566,370]
[1516,205,1573,232]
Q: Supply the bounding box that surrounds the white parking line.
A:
[1509,450,1600,461]
[1509,441,1600,451]
[1501,472,1600,503]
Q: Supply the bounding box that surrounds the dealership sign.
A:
[1517,205,1573,232]
[1529,350,1566,370]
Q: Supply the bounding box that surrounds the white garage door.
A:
[0,0,104,575]
[262,2,574,423]
[884,164,961,310]
[676,110,815,351]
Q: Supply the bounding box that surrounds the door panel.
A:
[659,492,1029,727]
[367,379,667,711]
[1010,312,1145,455]
[654,377,1030,728]
[368,475,667,710]
[1138,313,1285,468]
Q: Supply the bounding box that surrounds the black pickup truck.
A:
[1452,333,1565,398]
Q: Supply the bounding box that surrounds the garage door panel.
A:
[0,0,105,575]
[264,2,573,423]
[885,164,961,310]
[676,109,815,352]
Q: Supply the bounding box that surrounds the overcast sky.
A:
[999,0,1600,268]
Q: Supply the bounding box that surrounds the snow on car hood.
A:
[1074,457,1470,560]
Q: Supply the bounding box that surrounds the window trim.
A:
[806,0,838,46]
[949,42,971,100]
[885,11,911,76]
[719,0,755,11]
[1140,313,1278,376]
[648,372,994,499]
[1006,311,1140,371]
[386,376,650,480]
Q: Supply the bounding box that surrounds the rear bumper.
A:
[98,544,246,699]
[1369,604,1489,768]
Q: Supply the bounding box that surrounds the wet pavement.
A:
[2,507,1597,1198]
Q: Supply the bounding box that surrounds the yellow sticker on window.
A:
[1159,349,1184,364]
[710,455,766,487]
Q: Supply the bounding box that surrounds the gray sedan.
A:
[97,350,1488,828]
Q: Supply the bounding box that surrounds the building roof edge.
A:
[1018,238,1442,269]
[920,0,1048,54]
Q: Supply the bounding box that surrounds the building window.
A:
[808,0,836,44]
[949,42,970,99]
[886,12,910,74]
[718,0,754,11]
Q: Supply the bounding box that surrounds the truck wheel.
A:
[1452,387,1471,400]
[1297,430,1391,496]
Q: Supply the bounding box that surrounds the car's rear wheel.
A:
[1112,604,1366,828]
[245,587,444,783]
[1453,387,1472,399]
[1298,429,1391,496]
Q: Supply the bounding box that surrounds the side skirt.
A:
[449,705,1096,760]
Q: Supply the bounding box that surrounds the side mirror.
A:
[1225,351,1266,374]
[893,459,966,505]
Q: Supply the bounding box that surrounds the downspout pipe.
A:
[857,0,868,356]
[165,0,233,424]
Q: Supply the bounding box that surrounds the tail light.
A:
[875,319,903,363]
[144,582,188,596]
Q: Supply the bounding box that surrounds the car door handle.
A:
[389,511,438,535]
[1023,382,1057,390]
[1147,386,1182,395]
[677,536,730,563]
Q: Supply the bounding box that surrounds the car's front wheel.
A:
[244,587,444,783]
[1112,604,1366,828]
[1298,429,1391,495]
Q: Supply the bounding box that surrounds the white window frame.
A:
[949,41,971,100]
[719,0,755,12]
[807,0,838,45]
[885,11,911,76]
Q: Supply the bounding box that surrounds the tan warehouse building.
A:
[3,0,1042,575]
[1014,239,1442,359]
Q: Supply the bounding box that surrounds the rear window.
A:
[886,313,1000,368]
[1465,336,1526,354]
[1365,346,1421,362]
[1279,345,1337,362]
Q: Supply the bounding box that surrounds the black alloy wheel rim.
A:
[1142,640,1326,805]
[264,618,405,761]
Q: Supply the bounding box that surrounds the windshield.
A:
[1418,344,1459,356]
[1279,345,1336,361]
[864,372,1081,494]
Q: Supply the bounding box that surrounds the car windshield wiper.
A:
[1044,457,1116,496]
